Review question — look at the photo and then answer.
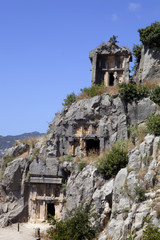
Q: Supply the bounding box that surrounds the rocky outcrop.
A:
[0,131,43,157]
[65,164,114,228]
[0,94,159,239]
[99,134,160,240]
[46,95,128,158]
[46,95,156,159]
[128,98,156,125]
[0,157,29,226]
[135,46,160,83]
[3,143,29,159]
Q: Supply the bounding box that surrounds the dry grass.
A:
[126,123,148,150]
[76,85,119,101]
[15,136,46,148]
[136,123,148,146]
[126,138,137,151]
[80,150,101,164]
[153,183,160,192]
[152,199,160,218]
[137,124,148,144]
[155,203,160,218]
[155,166,160,173]
[14,137,38,147]
[41,232,49,240]
[14,151,29,160]
[137,168,148,181]
[143,79,160,89]
[105,236,113,240]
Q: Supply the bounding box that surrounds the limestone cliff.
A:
[135,46,160,83]
[0,94,160,240]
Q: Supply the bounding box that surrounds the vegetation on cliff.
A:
[47,206,96,240]
[97,142,128,179]
[138,21,160,48]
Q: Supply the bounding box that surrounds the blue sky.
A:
[0,0,160,136]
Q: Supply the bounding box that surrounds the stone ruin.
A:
[28,158,64,222]
[89,40,132,86]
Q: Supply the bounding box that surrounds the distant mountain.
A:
[0,131,44,156]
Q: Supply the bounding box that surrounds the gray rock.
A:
[29,157,61,177]
[4,144,29,159]
[135,46,160,82]
[47,95,128,158]
[2,203,8,213]
[132,203,151,230]
[65,164,113,227]
[2,158,27,198]
[128,99,156,125]
[128,148,141,171]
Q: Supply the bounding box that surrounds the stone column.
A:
[91,54,97,85]
[104,72,109,86]
[100,138,105,154]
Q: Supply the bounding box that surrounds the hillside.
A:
[0,93,160,240]
[1,28,160,239]
[0,131,43,156]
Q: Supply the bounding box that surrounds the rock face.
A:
[66,164,114,228]
[0,157,29,226]
[135,46,160,83]
[0,94,160,240]
[104,134,160,240]
[46,95,129,158]
[46,95,156,160]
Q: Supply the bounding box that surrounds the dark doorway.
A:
[109,73,114,86]
[47,203,55,217]
[86,139,100,156]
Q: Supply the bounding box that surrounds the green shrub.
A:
[118,83,150,104]
[127,229,137,240]
[47,206,96,240]
[118,83,138,104]
[150,86,160,106]
[64,154,73,162]
[80,84,104,98]
[146,113,160,136]
[143,215,160,240]
[134,185,146,202]
[78,161,87,171]
[127,123,138,145]
[97,143,128,179]
[138,21,160,48]
[137,85,150,99]
[132,44,142,64]
[62,92,77,107]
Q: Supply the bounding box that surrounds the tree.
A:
[138,21,160,48]
[132,44,143,71]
